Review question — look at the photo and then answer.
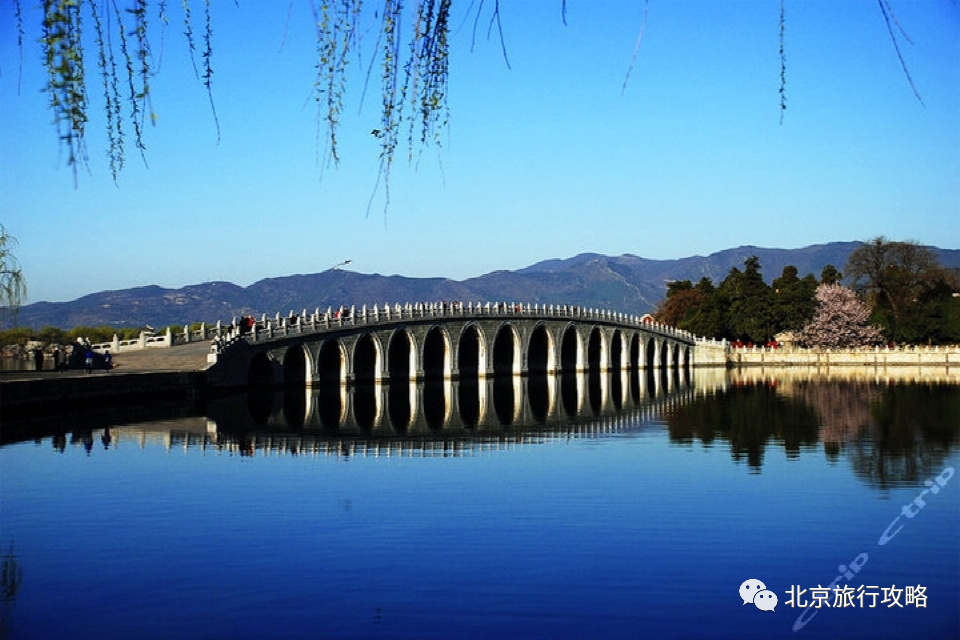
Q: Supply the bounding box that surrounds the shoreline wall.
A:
[728,345,960,367]
[1,371,208,427]
[693,338,729,367]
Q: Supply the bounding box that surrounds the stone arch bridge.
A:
[207,302,706,389]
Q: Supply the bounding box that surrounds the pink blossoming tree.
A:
[798,284,884,348]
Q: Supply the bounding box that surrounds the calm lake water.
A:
[1,368,958,639]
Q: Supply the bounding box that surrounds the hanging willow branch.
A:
[364,0,402,215]
[29,1,219,182]
[312,0,361,167]
[41,0,89,184]
[112,0,149,166]
[779,0,786,124]
[19,1,932,194]
[90,0,125,179]
[363,0,452,214]
[13,0,26,94]
[877,0,924,107]
[407,0,451,156]
[201,0,220,143]
[621,0,649,95]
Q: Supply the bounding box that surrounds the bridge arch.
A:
[560,324,583,372]
[353,333,383,384]
[527,323,554,375]
[387,328,416,382]
[587,327,606,371]
[423,326,451,378]
[645,337,657,370]
[316,339,345,385]
[658,340,670,369]
[610,329,626,373]
[629,333,642,371]
[457,323,486,378]
[249,352,277,386]
[492,323,521,376]
[282,344,310,386]
[680,344,692,367]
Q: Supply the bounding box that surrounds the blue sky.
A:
[2,0,958,304]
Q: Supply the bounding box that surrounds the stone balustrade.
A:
[236,301,697,344]
[86,302,700,361]
[90,329,175,353]
[729,344,960,367]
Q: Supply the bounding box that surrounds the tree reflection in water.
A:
[851,382,959,489]
[781,376,958,488]
[666,369,959,488]
[664,380,821,470]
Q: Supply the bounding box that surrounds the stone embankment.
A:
[729,345,960,367]
[0,342,213,425]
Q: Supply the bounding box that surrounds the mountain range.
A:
[13,242,960,330]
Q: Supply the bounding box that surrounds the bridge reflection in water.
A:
[200,367,728,456]
[94,366,957,474]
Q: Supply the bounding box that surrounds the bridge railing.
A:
[228,301,698,344]
[91,330,175,353]
[729,343,960,354]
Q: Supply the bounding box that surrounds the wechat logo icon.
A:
[740,578,778,612]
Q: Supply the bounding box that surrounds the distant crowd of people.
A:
[27,341,113,373]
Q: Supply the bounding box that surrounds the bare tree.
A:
[845,236,950,339]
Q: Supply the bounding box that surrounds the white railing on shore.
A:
[730,344,960,355]
[90,322,227,354]
[90,330,175,353]
[728,343,960,367]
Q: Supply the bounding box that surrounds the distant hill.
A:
[9,242,960,330]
